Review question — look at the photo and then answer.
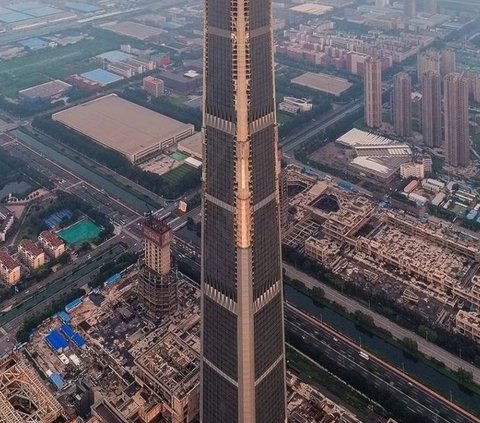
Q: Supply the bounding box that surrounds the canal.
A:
[12,129,154,212]
[285,285,480,416]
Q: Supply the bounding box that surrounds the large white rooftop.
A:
[337,128,397,148]
[351,157,392,175]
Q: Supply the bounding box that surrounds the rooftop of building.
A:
[337,128,399,148]
[135,332,199,396]
[0,250,19,270]
[52,94,194,159]
[39,230,64,248]
[19,238,44,257]
[0,204,11,219]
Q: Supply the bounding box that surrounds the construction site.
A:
[284,166,480,332]
[0,353,64,423]
[2,252,362,423]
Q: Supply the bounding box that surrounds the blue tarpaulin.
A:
[61,324,86,348]
[49,372,65,390]
[57,311,71,323]
[45,330,68,352]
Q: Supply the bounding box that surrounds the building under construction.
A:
[0,353,64,423]
[134,332,200,423]
[137,215,178,318]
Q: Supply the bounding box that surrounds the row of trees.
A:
[282,245,480,367]
[16,288,86,342]
[32,116,201,200]
[0,146,54,192]
[88,251,138,289]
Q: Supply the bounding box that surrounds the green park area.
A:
[58,219,102,245]
[0,29,138,98]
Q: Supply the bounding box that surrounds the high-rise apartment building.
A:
[418,49,456,81]
[466,70,480,103]
[440,49,456,77]
[404,0,416,18]
[417,50,440,81]
[444,73,470,167]
[423,0,437,13]
[137,215,178,317]
[364,57,383,129]
[201,0,287,421]
[422,70,442,148]
[393,72,412,137]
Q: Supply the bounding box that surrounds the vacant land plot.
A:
[101,21,164,40]
[292,72,353,96]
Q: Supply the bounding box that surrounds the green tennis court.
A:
[58,219,102,245]
[170,152,188,161]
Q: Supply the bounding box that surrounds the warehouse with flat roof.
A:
[52,94,195,163]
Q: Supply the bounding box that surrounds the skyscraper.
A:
[404,0,416,18]
[444,73,470,167]
[137,215,178,317]
[423,0,437,13]
[364,57,383,129]
[200,0,286,421]
[393,72,412,137]
[417,50,440,81]
[422,70,442,148]
[440,49,456,77]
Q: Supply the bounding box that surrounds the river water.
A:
[12,129,153,212]
[285,285,480,415]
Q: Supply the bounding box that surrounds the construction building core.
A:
[0,354,64,423]
[52,94,194,163]
[137,215,178,317]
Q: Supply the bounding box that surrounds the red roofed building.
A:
[0,250,20,285]
[39,231,65,259]
[18,239,45,270]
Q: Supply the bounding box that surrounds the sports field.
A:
[162,164,196,185]
[58,219,102,245]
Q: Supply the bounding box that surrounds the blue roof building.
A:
[45,331,69,353]
[65,298,82,313]
[61,324,86,349]
[80,69,123,87]
[57,311,71,323]
[49,372,65,390]
[105,273,121,286]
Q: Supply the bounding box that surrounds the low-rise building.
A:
[0,250,20,285]
[134,332,199,423]
[18,239,45,270]
[279,97,313,114]
[456,310,480,343]
[143,76,165,98]
[39,231,66,259]
[400,162,425,179]
[0,205,14,243]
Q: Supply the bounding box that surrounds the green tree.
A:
[456,368,474,386]
[401,337,418,354]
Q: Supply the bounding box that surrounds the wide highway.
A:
[287,303,480,423]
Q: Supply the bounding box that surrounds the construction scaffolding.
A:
[0,354,63,423]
